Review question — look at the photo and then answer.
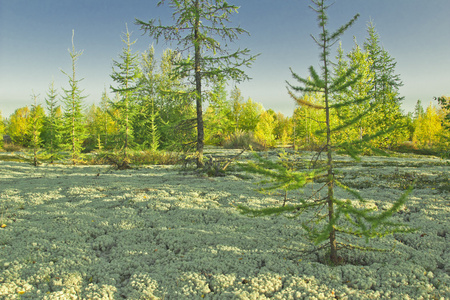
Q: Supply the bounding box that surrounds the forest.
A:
[0,0,449,298]
[0,10,449,164]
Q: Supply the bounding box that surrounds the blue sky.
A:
[1,0,449,119]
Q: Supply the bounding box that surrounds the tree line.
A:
[0,1,449,164]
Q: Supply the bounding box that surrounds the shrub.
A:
[129,150,180,165]
[88,149,180,167]
[3,143,23,152]
[223,130,265,151]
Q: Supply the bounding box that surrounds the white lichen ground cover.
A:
[0,151,449,299]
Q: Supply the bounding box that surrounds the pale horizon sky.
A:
[1,0,449,119]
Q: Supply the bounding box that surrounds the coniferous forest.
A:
[0,1,450,297]
[0,1,448,161]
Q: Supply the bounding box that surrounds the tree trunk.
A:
[323,25,338,265]
[125,98,129,160]
[72,100,76,165]
[194,0,204,168]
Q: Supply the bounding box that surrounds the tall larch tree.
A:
[239,0,414,265]
[286,0,361,263]
[136,0,258,167]
[61,30,87,164]
[110,24,141,163]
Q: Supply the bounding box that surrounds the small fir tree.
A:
[137,46,160,151]
[413,99,425,120]
[110,24,141,164]
[61,30,87,164]
[84,104,104,152]
[229,86,245,133]
[238,98,264,133]
[204,76,232,145]
[238,0,415,265]
[154,49,195,151]
[98,88,116,149]
[43,80,63,163]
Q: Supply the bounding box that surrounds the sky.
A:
[1,0,449,119]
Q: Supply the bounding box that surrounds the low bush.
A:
[130,150,180,165]
[2,143,23,152]
[223,130,265,151]
[88,150,180,167]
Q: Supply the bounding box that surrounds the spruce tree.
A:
[136,0,258,167]
[137,46,160,151]
[61,30,87,165]
[98,88,114,149]
[44,80,63,163]
[238,98,264,133]
[204,76,231,145]
[414,100,425,121]
[363,21,405,148]
[238,0,415,265]
[333,42,373,144]
[229,86,245,133]
[110,24,141,164]
[156,49,195,151]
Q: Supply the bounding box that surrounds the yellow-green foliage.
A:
[413,103,443,147]
[223,130,265,150]
[292,92,326,149]
[273,112,293,146]
[254,111,277,148]
[238,98,264,132]
[7,106,31,146]
[0,111,5,148]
